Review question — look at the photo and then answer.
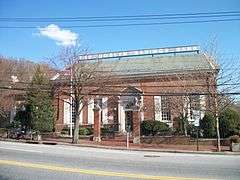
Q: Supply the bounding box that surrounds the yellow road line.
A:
[0,159,206,180]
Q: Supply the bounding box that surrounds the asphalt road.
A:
[0,141,239,180]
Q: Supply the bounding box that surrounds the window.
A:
[71,100,83,124]
[71,101,76,124]
[161,96,171,122]
[88,98,94,124]
[63,99,70,124]
[154,96,161,121]
[189,95,201,121]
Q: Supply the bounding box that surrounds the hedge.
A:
[141,120,171,136]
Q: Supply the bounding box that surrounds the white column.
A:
[102,97,108,124]
[140,95,144,121]
[154,96,162,121]
[118,100,125,132]
[140,111,144,122]
[186,96,191,121]
[63,99,70,125]
[88,98,94,124]
[117,100,121,131]
[10,106,17,123]
[199,95,206,119]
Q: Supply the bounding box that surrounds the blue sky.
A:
[0,0,239,63]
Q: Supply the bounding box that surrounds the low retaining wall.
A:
[141,136,230,146]
[141,136,191,145]
[41,132,61,138]
[189,138,230,146]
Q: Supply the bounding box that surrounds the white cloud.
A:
[38,24,78,46]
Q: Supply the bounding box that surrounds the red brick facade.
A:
[54,72,216,133]
[53,47,218,142]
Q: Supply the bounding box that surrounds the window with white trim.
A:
[154,96,161,121]
[63,99,70,125]
[189,95,201,121]
[161,96,171,122]
[71,101,76,124]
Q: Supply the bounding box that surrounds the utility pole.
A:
[213,73,221,152]
[69,63,73,138]
[214,92,221,152]
[207,74,221,152]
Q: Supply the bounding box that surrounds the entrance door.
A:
[125,111,133,132]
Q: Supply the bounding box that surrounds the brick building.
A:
[53,45,218,142]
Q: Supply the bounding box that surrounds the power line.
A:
[1,85,240,96]
[1,10,240,20]
[1,79,240,89]
[86,92,240,97]
[1,14,240,22]
[0,18,239,29]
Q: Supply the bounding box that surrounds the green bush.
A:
[14,106,33,132]
[153,121,171,135]
[141,120,154,136]
[200,113,216,138]
[79,127,92,136]
[7,120,21,130]
[219,108,240,138]
[0,111,8,128]
[186,124,198,138]
[101,124,113,136]
[86,127,93,135]
[173,115,189,135]
[141,120,171,136]
[61,126,69,135]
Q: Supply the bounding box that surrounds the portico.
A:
[117,87,143,134]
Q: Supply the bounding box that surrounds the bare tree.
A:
[52,46,113,144]
[0,56,34,122]
[198,37,240,151]
[161,40,239,152]
[152,70,212,136]
[205,54,240,151]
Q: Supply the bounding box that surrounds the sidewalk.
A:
[1,137,237,155]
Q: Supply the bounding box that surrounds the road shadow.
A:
[0,175,12,180]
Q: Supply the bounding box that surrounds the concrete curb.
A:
[60,142,240,156]
[1,138,240,155]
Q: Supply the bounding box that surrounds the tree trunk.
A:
[183,114,188,136]
[72,100,80,144]
[214,93,221,152]
[184,121,188,136]
[72,113,80,144]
